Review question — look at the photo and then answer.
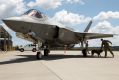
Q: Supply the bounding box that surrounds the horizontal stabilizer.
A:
[75,32,113,40]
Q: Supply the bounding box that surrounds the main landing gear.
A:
[36,49,50,59]
[36,41,42,59]
[36,41,50,59]
[36,52,42,59]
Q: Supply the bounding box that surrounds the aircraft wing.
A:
[75,32,113,40]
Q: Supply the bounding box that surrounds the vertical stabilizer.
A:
[84,20,92,32]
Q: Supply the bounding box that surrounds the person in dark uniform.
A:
[101,39,114,58]
[85,41,90,54]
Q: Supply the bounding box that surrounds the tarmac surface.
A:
[0,51,119,80]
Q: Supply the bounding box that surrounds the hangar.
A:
[0,25,12,51]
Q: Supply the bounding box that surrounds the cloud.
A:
[0,0,26,19]
[89,21,114,34]
[0,0,85,18]
[90,11,119,46]
[89,21,119,46]
[1,0,119,46]
[28,0,61,9]
[93,11,119,20]
[66,0,85,4]
[52,10,91,25]
[27,0,62,9]
[27,0,84,9]
[0,0,28,46]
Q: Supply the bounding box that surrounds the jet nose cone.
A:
[2,18,12,26]
[2,19,5,22]
[2,18,9,24]
[2,17,23,32]
[2,18,19,32]
[2,17,21,23]
[2,19,9,24]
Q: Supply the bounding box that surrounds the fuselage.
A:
[3,9,79,48]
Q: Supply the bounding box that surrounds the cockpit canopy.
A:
[23,9,44,18]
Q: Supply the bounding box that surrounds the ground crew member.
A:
[85,41,90,54]
[101,39,114,58]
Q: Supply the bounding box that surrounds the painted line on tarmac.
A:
[40,61,63,80]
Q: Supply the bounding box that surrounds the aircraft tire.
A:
[36,52,42,59]
[82,49,87,57]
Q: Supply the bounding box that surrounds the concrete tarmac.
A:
[0,51,119,80]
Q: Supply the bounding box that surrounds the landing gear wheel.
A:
[44,49,50,56]
[36,52,42,59]
[82,49,87,57]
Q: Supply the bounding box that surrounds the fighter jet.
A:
[2,9,113,59]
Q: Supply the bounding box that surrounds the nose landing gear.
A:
[36,41,50,59]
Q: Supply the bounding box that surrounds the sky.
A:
[0,0,119,47]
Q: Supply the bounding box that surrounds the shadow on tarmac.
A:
[0,55,37,65]
[0,54,112,65]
